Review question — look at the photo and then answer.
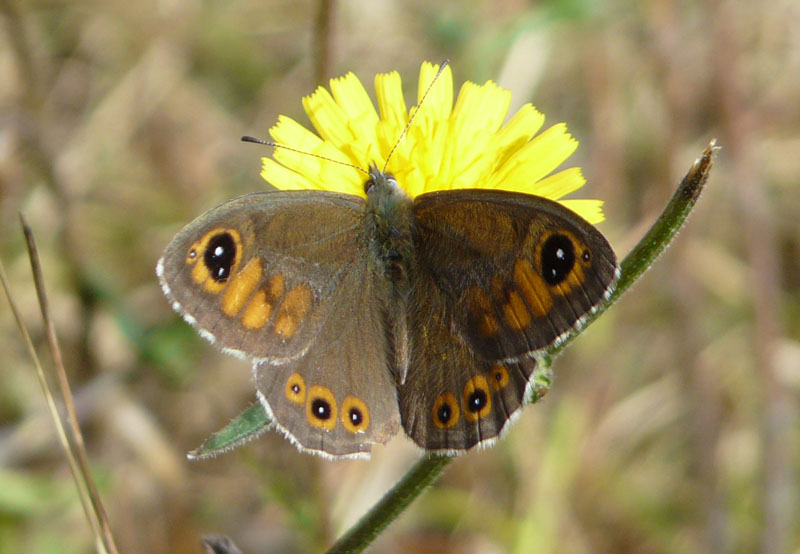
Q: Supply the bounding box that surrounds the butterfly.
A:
[157,161,618,459]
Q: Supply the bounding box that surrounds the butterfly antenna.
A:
[382,59,450,173]
[241,135,369,176]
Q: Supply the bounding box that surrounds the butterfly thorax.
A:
[364,166,416,275]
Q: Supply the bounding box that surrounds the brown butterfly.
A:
[157,164,618,459]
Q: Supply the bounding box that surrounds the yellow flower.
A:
[261,62,605,224]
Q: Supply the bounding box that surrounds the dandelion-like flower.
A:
[261,62,604,224]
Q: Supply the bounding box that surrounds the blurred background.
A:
[1,0,799,552]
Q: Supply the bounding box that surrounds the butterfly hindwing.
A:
[398,274,542,452]
[252,248,400,458]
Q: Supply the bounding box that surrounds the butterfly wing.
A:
[399,190,618,452]
[157,191,399,458]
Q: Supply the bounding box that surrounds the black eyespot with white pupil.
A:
[466,389,488,413]
[541,233,575,286]
[291,384,300,394]
[311,398,332,420]
[348,407,363,426]
[437,403,452,424]
[204,232,236,282]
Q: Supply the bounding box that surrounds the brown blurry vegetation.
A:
[1,0,799,552]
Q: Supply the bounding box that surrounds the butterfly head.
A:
[365,164,405,197]
[365,163,412,216]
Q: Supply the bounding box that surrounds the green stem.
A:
[611,140,718,303]
[327,455,451,554]
[325,140,718,554]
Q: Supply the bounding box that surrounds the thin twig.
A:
[19,215,119,554]
[313,0,335,86]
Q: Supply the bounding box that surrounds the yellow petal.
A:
[491,104,545,174]
[452,81,510,137]
[417,62,453,121]
[558,199,606,224]
[375,70,407,132]
[525,167,586,199]
[269,115,324,152]
[261,158,316,190]
[330,72,378,124]
[302,86,355,149]
[488,123,577,192]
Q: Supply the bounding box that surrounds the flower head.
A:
[261,62,605,223]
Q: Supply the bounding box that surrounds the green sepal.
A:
[188,402,272,460]
[526,357,553,405]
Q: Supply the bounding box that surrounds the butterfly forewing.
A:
[413,190,618,359]
[158,192,364,361]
